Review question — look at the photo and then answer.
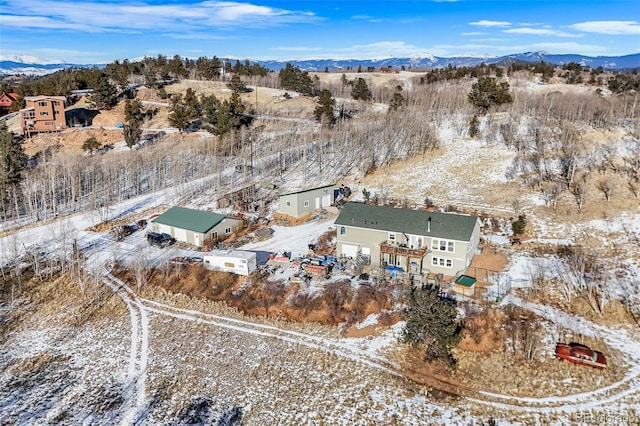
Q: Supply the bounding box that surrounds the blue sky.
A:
[0,0,639,63]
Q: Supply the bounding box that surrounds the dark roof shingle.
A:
[335,202,478,241]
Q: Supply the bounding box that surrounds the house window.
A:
[212,232,218,240]
[40,111,49,116]
[340,226,346,235]
[304,200,309,207]
[225,227,231,234]
[431,239,454,252]
[38,101,47,107]
[432,257,453,268]
[286,201,291,207]
[388,233,396,242]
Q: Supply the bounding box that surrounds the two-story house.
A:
[335,202,481,276]
[20,95,67,134]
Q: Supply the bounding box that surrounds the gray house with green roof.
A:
[151,206,243,247]
[335,202,481,276]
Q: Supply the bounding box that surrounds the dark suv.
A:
[146,231,176,248]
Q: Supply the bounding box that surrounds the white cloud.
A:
[0,0,318,32]
[570,20,640,35]
[461,32,486,36]
[469,20,511,27]
[504,28,581,38]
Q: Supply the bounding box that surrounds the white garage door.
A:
[321,195,330,207]
[157,224,172,235]
[361,247,370,255]
[174,228,187,243]
[341,244,358,258]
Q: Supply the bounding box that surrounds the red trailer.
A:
[555,343,607,369]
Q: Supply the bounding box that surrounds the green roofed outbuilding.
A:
[151,206,243,247]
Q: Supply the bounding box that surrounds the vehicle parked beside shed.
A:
[146,231,176,248]
[203,250,257,276]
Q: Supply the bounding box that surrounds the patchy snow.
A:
[239,219,335,259]
[355,313,379,329]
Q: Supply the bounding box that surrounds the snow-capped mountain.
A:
[0,55,102,76]
[1,52,638,76]
[256,52,639,71]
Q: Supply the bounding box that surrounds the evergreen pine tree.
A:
[183,88,201,120]
[92,74,118,109]
[389,87,405,111]
[214,93,247,136]
[468,76,512,114]
[123,119,142,150]
[124,99,143,123]
[512,214,527,235]
[227,74,248,93]
[351,78,372,101]
[401,285,462,364]
[313,89,336,126]
[0,124,26,209]
[82,136,101,155]
[168,94,189,132]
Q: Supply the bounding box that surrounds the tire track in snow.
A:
[102,274,149,425]
[140,298,404,380]
[139,292,640,412]
[102,271,640,415]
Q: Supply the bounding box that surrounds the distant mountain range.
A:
[1,51,638,76]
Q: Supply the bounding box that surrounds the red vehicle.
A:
[555,343,607,369]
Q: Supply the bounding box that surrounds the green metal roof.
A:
[455,275,477,287]
[152,207,233,233]
[335,202,479,242]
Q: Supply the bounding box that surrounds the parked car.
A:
[146,231,176,248]
[555,343,607,369]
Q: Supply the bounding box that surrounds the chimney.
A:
[427,217,431,233]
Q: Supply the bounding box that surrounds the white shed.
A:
[203,250,257,276]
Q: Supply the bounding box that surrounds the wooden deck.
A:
[379,241,428,258]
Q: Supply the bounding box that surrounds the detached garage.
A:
[278,184,335,218]
[151,206,243,247]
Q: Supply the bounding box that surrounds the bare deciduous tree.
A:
[596,178,614,201]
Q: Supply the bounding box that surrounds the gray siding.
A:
[337,219,481,276]
[153,217,243,247]
[279,186,334,218]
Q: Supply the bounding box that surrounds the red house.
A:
[0,92,20,109]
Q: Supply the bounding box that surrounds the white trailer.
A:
[203,250,257,276]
